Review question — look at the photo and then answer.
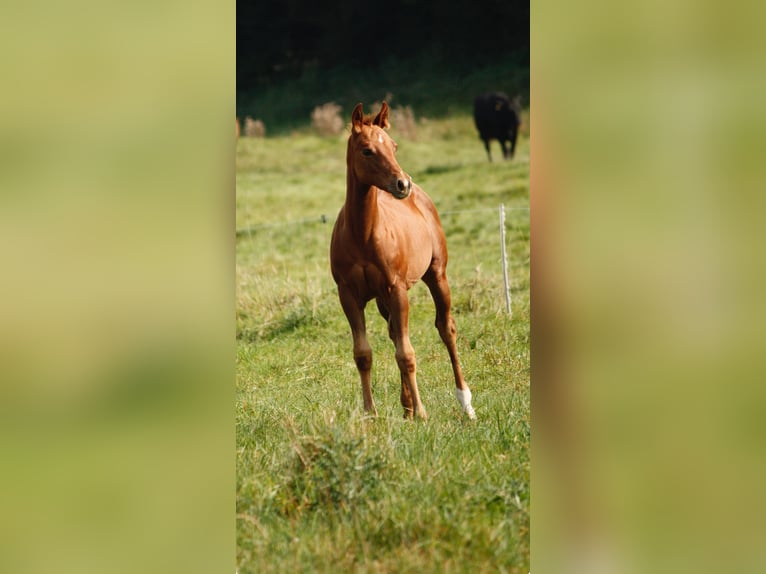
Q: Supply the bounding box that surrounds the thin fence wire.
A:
[441,207,530,215]
[235,206,528,237]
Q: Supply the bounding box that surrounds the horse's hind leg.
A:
[338,285,376,416]
[375,296,390,322]
[423,268,476,419]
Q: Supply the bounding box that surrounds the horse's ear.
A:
[351,103,364,133]
[373,101,390,129]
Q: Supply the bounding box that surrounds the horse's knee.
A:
[354,350,372,372]
[435,314,457,339]
[446,318,457,338]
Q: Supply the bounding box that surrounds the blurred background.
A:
[532,0,766,572]
[0,0,234,572]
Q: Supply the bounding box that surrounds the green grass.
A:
[236,112,529,573]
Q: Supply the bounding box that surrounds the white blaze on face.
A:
[378,134,384,144]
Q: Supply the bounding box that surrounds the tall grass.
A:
[236,112,529,572]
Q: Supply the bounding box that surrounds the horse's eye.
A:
[362,148,373,157]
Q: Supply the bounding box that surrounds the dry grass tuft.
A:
[244,116,266,138]
[389,105,417,140]
[311,103,344,137]
[369,94,417,140]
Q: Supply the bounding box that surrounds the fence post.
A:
[499,204,511,316]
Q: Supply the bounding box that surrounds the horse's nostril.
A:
[397,179,407,192]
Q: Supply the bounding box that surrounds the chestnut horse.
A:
[330,102,476,420]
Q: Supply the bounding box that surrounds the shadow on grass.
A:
[238,308,327,343]
[416,163,464,177]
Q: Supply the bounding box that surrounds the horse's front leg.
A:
[387,286,427,420]
[377,297,414,416]
[338,285,376,416]
[423,267,476,419]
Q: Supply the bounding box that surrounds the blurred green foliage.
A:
[533,0,766,572]
[0,1,234,572]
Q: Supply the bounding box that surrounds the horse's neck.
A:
[345,176,378,243]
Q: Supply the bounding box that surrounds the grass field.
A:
[236,111,530,573]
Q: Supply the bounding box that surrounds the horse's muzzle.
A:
[392,176,412,199]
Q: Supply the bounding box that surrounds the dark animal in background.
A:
[473,92,522,162]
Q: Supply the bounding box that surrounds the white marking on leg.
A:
[455,387,476,419]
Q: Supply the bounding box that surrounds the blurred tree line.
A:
[237,0,529,92]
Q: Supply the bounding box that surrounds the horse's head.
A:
[348,102,412,199]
